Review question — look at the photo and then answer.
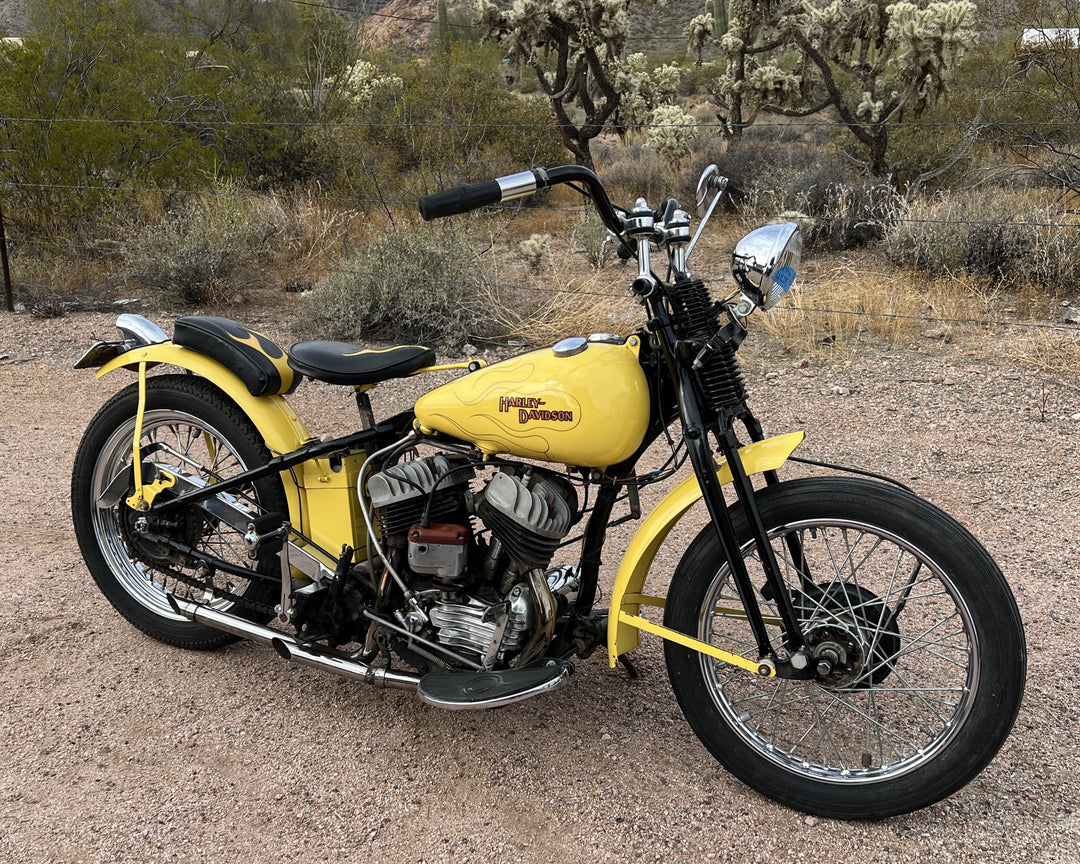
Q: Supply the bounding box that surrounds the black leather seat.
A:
[287,341,436,387]
[173,316,299,396]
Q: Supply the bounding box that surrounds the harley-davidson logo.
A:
[498,395,574,424]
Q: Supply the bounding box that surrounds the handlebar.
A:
[418,180,503,221]
[418,165,626,237]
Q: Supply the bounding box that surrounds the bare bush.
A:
[595,142,683,207]
[791,166,900,251]
[887,190,1080,293]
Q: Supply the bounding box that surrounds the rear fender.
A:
[607,432,805,668]
[96,343,359,566]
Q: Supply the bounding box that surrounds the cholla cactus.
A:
[653,62,682,101]
[475,0,662,167]
[518,233,552,269]
[615,53,683,135]
[711,0,977,177]
[645,104,698,167]
[885,1,978,111]
[331,60,402,105]
[686,13,714,66]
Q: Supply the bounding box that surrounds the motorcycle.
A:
[71,164,1026,819]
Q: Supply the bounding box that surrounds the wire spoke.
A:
[700,510,978,784]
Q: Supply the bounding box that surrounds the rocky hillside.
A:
[0,0,28,36]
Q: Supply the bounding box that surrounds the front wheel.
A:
[663,477,1026,819]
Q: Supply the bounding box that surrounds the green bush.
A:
[364,43,565,190]
[123,190,267,308]
[306,222,493,346]
[571,210,617,270]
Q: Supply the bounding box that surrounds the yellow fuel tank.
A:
[414,336,650,469]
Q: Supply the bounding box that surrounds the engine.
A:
[366,454,579,667]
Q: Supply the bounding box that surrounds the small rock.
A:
[921,327,950,340]
[805,816,820,827]
[830,385,851,397]
[1072,413,1080,422]
[463,343,478,356]
[601,733,612,742]
[1064,308,1080,325]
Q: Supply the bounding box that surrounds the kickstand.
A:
[617,653,640,680]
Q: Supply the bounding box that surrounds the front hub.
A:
[795,584,901,688]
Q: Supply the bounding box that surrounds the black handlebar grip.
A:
[418,180,503,221]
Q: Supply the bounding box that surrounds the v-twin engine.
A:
[366,454,580,666]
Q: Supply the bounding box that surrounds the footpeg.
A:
[417,659,573,710]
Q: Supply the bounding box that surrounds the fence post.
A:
[0,201,12,312]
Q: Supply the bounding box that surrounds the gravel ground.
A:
[0,309,1076,864]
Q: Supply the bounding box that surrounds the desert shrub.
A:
[364,44,564,191]
[693,125,832,214]
[307,222,493,346]
[571,210,616,269]
[595,142,681,207]
[123,190,267,308]
[887,189,1080,293]
[790,165,900,251]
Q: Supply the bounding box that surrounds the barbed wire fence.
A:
[0,113,1078,337]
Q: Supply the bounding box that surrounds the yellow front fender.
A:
[607,431,804,668]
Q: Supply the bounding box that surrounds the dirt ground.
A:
[1,308,1077,864]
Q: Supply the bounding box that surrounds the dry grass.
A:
[17,180,1074,375]
[1006,327,1080,372]
[471,215,636,345]
[757,253,1029,356]
[479,268,636,346]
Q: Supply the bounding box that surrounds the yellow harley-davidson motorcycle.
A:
[71,164,1025,819]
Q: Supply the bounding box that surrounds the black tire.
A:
[72,375,286,649]
[663,476,1026,819]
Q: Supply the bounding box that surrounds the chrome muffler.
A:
[166,594,420,691]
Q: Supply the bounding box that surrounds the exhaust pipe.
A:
[167,594,420,692]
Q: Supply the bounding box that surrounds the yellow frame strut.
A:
[124,361,175,511]
[618,594,776,677]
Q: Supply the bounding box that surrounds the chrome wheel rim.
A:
[699,518,978,784]
[88,409,263,620]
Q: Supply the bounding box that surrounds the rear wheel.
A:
[663,477,1026,819]
[72,375,285,649]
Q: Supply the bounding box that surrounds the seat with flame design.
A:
[287,341,436,387]
[172,316,299,397]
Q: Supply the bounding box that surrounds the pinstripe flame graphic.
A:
[414,341,649,468]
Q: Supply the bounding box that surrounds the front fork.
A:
[678,370,815,679]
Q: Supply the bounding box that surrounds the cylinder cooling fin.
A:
[366,455,474,538]
[477,470,576,571]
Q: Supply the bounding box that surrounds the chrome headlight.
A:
[731,223,802,311]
